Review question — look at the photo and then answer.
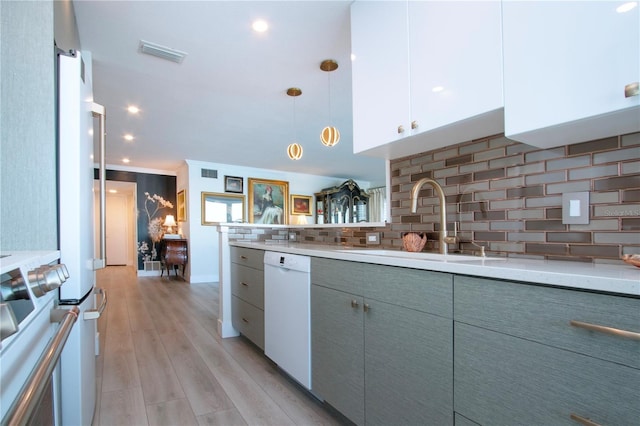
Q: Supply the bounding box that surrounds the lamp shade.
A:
[287,142,303,160]
[163,215,177,233]
[320,126,340,147]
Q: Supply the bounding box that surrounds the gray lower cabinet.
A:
[311,257,453,426]
[454,275,640,425]
[230,247,264,349]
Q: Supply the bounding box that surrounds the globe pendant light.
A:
[286,87,303,160]
[320,59,340,147]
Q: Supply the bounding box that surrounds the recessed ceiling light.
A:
[252,19,269,33]
[109,189,118,194]
[432,86,444,93]
[127,105,140,114]
[351,53,356,61]
[616,2,637,13]
[122,158,130,164]
[124,134,134,141]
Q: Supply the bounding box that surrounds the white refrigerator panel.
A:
[58,52,96,301]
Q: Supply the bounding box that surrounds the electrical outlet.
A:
[366,232,380,245]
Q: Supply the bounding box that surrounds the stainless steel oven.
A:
[0,251,77,426]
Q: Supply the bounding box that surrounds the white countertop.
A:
[230,242,640,296]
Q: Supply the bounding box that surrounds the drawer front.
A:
[231,263,264,308]
[364,267,452,318]
[311,258,452,317]
[311,258,364,295]
[454,275,640,368]
[230,246,264,270]
[454,323,640,426]
[232,296,264,350]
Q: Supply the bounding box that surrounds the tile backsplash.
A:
[228,131,639,263]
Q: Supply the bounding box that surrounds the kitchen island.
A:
[219,238,639,425]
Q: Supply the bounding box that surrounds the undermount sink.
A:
[336,249,504,262]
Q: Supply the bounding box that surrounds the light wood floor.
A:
[93,266,344,426]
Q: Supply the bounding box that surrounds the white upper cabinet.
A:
[351,1,410,155]
[503,1,640,148]
[350,1,504,158]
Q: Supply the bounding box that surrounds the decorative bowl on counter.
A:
[621,254,640,268]
[402,232,427,252]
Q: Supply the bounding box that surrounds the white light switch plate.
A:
[562,192,590,224]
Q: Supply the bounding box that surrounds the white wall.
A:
[182,159,371,283]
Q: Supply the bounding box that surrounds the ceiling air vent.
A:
[201,169,218,179]
[139,40,187,64]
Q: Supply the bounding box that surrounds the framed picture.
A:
[177,189,187,221]
[248,178,289,224]
[290,194,312,215]
[201,192,245,225]
[224,175,243,193]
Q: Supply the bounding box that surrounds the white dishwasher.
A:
[264,251,311,390]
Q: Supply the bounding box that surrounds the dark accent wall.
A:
[96,169,176,269]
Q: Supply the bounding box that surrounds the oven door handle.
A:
[84,288,107,320]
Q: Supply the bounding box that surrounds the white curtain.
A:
[367,187,386,222]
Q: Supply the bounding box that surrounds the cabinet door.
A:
[311,284,364,425]
[455,323,640,425]
[351,0,410,154]
[409,1,503,132]
[503,1,640,147]
[365,299,453,426]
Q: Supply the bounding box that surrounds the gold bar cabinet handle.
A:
[569,320,640,341]
[570,413,602,426]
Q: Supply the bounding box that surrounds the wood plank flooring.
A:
[93,266,344,426]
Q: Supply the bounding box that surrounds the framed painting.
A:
[291,194,312,215]
[201,192,245,225]
[224,175,243,193]
[248,178,289,224]
[177,189,187,221]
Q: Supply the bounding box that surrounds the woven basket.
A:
[402,232,427,252]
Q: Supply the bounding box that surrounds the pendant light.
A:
[320,59,340,147]
[287,87,303,160]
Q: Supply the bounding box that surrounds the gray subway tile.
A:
[490,176,524,189]
[593,204,640,218]
[507,185,544,198]
[460,161,489,173]
[474,147,507,161]
[507,162,546,177]
[594,232,640,244]
[506,143,538,155]
[489,155,524,169]
[570,245,620,258]
[567,136,618,155]
[594,175,640,191]
[547,232,592,243]
[433,147,459,161]
[546,180,591,194]
[593,146,640,164]
[491,199,525,209]
[507,209,545,220]
[525,196,562,208]
[569,164,618,180]
[525,219,566,231]
[526,171,566,185]
[622,190,640,202]
[622,161,640,175]
[547,155,591,171]
[460,140,488,155]
[621,132,640,147]
[590,191,619,204]
[490,221,524,231]
[569,219,620,231]
[525,147,565,162]
[507,232,546,242]
[525,243,567,255]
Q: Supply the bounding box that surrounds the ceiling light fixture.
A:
[122,158,130,164]
[286,87,303,160]
[124,134,134,141]
[616,2,637,13]
[320,59,340,147]
[139,40,187,64]
[252,19,269,32]
[127,105,140,114]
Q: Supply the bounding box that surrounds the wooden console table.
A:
[160,238,188,278]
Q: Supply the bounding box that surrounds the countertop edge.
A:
[229,242,640,297]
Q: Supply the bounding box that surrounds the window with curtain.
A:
[367,187,387,223]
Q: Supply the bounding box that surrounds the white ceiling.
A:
[72,0,387,187]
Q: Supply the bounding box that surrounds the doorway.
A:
[94,181,137,266]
